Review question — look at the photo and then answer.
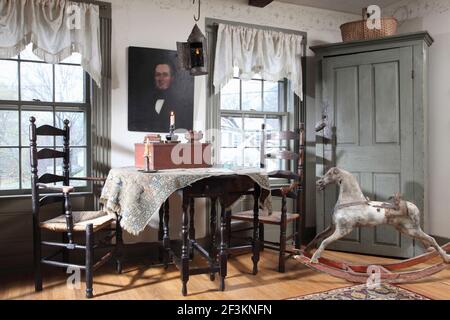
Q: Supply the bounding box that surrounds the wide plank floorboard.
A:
[1,250,449,300]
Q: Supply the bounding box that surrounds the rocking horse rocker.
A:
[294,167,450,284]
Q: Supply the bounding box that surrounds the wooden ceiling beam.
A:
[249,0,274,8]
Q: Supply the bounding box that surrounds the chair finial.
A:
[63,119,70,125]
[30,116,36,123]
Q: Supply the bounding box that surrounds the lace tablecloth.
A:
[100,167,271,235]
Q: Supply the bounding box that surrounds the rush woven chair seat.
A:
[40,210,114,232]
[30,117,123,298]
[230,123,306,273]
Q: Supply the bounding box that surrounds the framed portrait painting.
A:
[128,47,194,133]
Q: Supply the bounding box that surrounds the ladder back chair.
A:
[29,116,123,298]
[230,123,305,272]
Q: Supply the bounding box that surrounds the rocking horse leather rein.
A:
[334,200,369,211]
[334,196,404,214]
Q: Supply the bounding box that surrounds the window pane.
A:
[0,148,19,190]
[70,148,86,182]
[19,44,43,61]
[244,117,264,147]
[220,148,242,167]
[265,117,281,131]
[266,117,282,148]
[55,148,87,187]
[61,53,82,64]
[263,81,279,112]
[242,80,262,111]
[0,110,19,146]
[55,111,86,146]
[21,110,54,146]
[0,60,18,100]
[220,79,240,110]
[221,116,242,148]
[55,65,84,102]
[21,148,54,189]
[21,62,53,101]
[243,148,260,168]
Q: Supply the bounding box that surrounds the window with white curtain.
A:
[219,68,289,172]
[210,21,305,174]
[0,44,89,195]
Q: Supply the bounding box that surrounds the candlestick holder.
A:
[139,154,157,173]
[165,124,178,142]
[145,154,150,171]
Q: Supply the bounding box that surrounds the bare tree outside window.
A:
[0,44,88,194]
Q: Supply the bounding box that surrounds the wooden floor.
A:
[1,250,450,300]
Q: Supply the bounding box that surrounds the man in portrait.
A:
[128,47,194,133]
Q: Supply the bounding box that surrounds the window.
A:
[0,44,89,195]
[220,68,289,172]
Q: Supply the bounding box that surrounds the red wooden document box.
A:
[135,142,212,170]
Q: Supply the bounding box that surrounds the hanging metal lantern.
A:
[177,0,208,76]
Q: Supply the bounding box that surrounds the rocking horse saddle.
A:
[371,193,409,217]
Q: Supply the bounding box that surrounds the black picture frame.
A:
[128,47,194,133]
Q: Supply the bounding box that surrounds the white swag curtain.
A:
[213,23,304,99]
[0,0,102,86]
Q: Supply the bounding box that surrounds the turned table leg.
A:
[163,200,170,269]
[189,197,195,260]
[181,192,190,296]
[226,208,232,248]
[219,201,228,291]
[252,184,261,275]
[209,197,217,281]
[158,205,164,263]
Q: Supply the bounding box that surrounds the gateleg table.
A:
[100,167,271,295]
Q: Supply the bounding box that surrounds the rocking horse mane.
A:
[337,169,366,203]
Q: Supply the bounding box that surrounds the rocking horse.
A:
[294,167,450,284]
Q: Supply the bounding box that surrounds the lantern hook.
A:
[193,0,201,22]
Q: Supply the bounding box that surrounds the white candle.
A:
[170,111,175,127]
[144,140,149,156]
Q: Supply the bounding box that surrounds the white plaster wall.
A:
[107,0,357,242]
[385,0,450,238]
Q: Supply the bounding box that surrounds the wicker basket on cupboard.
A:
[340,8,398,42]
